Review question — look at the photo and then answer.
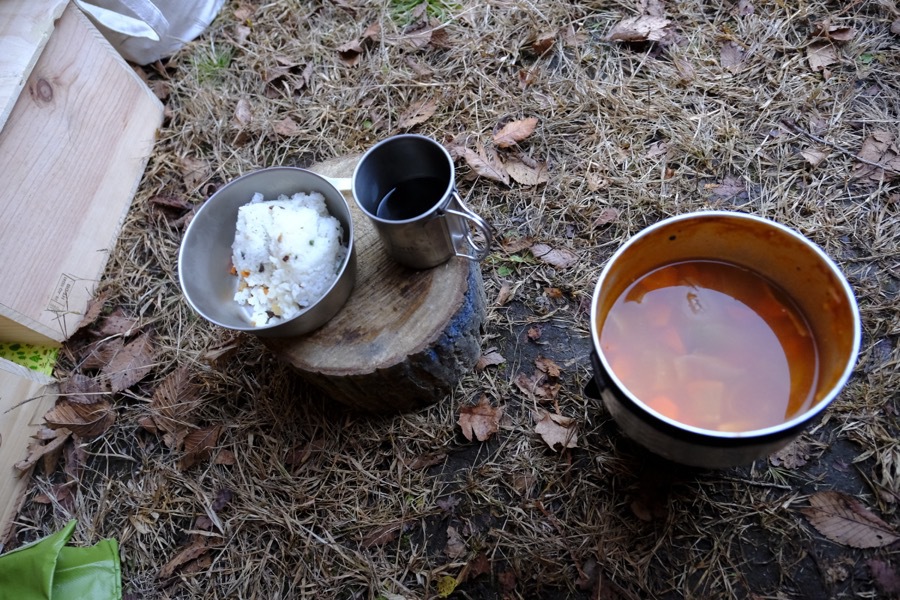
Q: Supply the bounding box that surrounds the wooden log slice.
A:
[264,155,487,412]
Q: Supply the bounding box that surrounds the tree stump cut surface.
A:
[264,155,486,412]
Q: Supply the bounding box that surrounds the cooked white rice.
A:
[231,191,347,327]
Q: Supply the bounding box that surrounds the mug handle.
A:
[445,191,492,262]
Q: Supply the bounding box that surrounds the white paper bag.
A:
[75,0,226,65]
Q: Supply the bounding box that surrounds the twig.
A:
[780,119,900,175]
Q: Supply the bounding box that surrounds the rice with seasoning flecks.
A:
[231,191,347,327]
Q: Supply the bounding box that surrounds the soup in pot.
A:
[599,260,819,432]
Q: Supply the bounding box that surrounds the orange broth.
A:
[599,260,819,432]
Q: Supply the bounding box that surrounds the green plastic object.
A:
[0,520,121,600]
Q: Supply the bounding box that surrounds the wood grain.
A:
[0,3,163,345]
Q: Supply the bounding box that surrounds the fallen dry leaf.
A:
[406,452,447,470]
[15,429,71,474]
[95,309,139,337]
[73,290,109,333]
[361,522,404,548]
[812,21,856,42]
[445,526,466,559]
[530,243,578,270]
[529,33,555,56]
[769,438,810,469]
[150,366,202,436]
[736,0,754,16]
[514,371,560,403]
[59,373,108,404]
[608,16,671,42]
[534,356,561,379]
[337,39,364,67]
[79,338,125,371]
[527,325,542,341]
[533,409,578,450]
[705,175,747,200]
[233,98,252,126]
[893,20,900,35]
[869,558,900,598]
[272,117,304,137]
[475,349,505,371]
[450,144,510,185]
[801,147,829,167]
[801,490,900,548]
[493,117,538,148]
[44,399,116,439]
[504,155,549,186]
[720,40,745,73]
[457,395,504,442]
[496,283,513,305]
[181,156,211,192]
[159,539,215,580]
[592,207,620,228]
[853,131,900,182]
[807,42,838,72]
[179,425,223,470]
[499,234,533,254]
[102,331,155,393]
[398,97,438,128]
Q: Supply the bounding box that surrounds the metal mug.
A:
[352,134,492,269]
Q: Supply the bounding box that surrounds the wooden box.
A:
[0,0,164,346]
[0,361,57,544]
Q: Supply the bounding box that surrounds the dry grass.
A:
[9,0,900,598]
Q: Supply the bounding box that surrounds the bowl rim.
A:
[178,166,355,333]
[589,210,862,440]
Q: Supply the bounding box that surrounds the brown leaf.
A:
[407,452,447,470]
[769,438,810,469]
[181,156,211,192]
[504,155,549,186]
[807,42,838,72]
[719,40,745,73]
[499,234,534,254]
[853,131,900,182]
[869,559,900,597]
[59,374,108,404]
[361,522,403,548]
[526,325,541,341]
[80,338,124,371]
[233,98,252,126]
[398,97,437,128]
[150,366,202,436]
[476,350,505,371]
[646,141,668,159]
[530,33,555,56]
[362,21,381,42]
[74,290,109,333]
[496,283,513,306]
[212,488,234,512]
[592,207,620,228]
[45,400,116,439]
[812,21,857,43]
[159,539,213,580]
[179,425,222,470]
[801,491,900,548]
[457,395,504,442]
[445,525,466,559]
[493,117,538,148]
[337,39,364,67]
[272,117,304,137]
[533,409,578,450]
[102,332,155,393]
[514,371,560,403]
[801,147,829,167]
[96,309,140,337]
[534,356,561,379]
[214,449,236,465]
[705,175,746,200]
[608,16,671,42]
[15,429,71,474]
[530,243,578,270]
[450,144,510,185]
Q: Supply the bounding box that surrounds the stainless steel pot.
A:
[588,211,860,468]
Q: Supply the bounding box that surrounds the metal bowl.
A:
[178,167,356,337]
[588,211,860,468]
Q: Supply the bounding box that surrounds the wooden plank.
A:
[0,0,69,132]
[0,362,58,543]
[0,2,163,345]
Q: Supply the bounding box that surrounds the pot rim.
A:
[589,210,861,440]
